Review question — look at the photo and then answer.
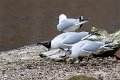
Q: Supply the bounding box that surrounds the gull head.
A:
[65,49,72,57]
[60,48,72,57]
[37,41,51,49]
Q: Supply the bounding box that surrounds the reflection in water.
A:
[0,0,120,51]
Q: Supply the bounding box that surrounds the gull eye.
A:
[46,43,49,45]
[66,50,72,55]
[67,50,72,52]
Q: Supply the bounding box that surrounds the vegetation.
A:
[68,75,97,80]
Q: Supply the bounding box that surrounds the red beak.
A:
[59,47,65,51]
[37,42,42,45]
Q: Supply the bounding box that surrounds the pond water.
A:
[0,0,120,51]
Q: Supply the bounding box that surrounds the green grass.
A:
[68,75,97,80]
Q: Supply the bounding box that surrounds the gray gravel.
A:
[0,45,120,80]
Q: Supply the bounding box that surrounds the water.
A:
[0,0,120,51]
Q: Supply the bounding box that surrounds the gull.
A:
[60,40,114,62]
[37,32,97,49]
[57,14,90,32]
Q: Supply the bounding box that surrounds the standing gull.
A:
[37,32,96,49]
[57,14,90,32]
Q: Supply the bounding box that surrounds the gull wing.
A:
[81,42,103,52]
[57,19,77,31]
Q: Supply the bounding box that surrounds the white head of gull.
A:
[37,32,97,49]
[57,14,90,32]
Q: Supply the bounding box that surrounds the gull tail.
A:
[100,42,115,51]
[79,16,91,22]
[104,42,115,47]
[81,32,99,40]
[79,16,84,21]
[78,16,91,28]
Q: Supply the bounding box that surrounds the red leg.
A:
[78,56,84,62]
[60,54,69,60]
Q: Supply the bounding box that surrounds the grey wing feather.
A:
[57,19,77,30]
[61,35,81,45]
[81,42,103,52]
[61,33,88,45]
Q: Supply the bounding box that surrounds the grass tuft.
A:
[68,75,97,80]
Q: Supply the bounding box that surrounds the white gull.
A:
[37,32,96,49]
[61,40,113,61]
[57,14,90,32]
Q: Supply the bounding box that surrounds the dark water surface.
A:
[0,0,120,51]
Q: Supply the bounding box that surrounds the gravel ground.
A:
[0,45,120,80]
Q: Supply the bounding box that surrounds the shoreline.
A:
[0,45,120,80]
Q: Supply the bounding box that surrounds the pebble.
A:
[114,48,120,60]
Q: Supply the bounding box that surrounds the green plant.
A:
[68,75,97,80]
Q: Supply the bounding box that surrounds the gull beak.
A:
[59,47,65,51]
[37,42,42,45]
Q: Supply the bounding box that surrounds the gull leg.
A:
[78,56,84,62]
[60,54,69,60]
[80,54,93,66]
[77,56,88,66]
[87,53,93,62]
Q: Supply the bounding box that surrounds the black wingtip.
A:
[105,41,113,44]
[79,24,83,28]
[79,16,83,21]
[89,31,100,35]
